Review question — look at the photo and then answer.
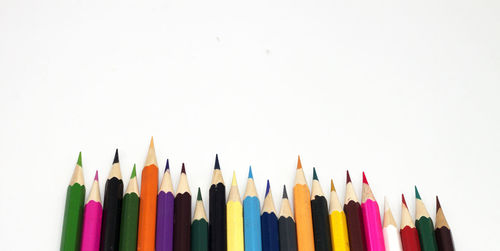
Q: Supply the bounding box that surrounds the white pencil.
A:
[383,197,402,251]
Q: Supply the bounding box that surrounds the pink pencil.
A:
[80,171,103,251]
[361,172,385,251]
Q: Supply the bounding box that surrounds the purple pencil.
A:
[156,160,175,251]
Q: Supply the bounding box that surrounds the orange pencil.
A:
[293,156,315,251]
[137,138,159,251]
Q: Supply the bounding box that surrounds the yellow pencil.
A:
[329,179,350,251]
[227,171,244,251]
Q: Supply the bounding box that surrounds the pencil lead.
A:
[164,159,170,173]
[248,166,253,179]
[402,194,408,207]
[346,170,351,183]
[312,167,319,181]
[436,196,442,212]
[265,180,271,196]
[94,170,99,181]
[181,163,186,174]
[113,149,119,164]
[330,179,336,192]
[131,164,137,179]
[415,186,421,200]
[297,155,302,169]
[77,152,82,167]
[362,172,369,185]
[197,187,202,201]
[282,185,288,199]
[214,154,220,170]
[232,171,237,186]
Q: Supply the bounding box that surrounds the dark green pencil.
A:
[191,188,208,251]
[118,165,140,251]
[415,187,438,251]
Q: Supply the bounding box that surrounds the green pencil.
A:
[191,188,208,251]
[119,165,140,251]
[60,152,86,251]
[415,186,438,251]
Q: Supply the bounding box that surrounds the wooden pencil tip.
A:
[214,154,220,170]
[181,163,186,174]
[94,170,99,181]
[346,170,351,184]
[197,187,202,201]
[402,194,408,207]
[113,149,119,164]
[77,152,82,167]
[415,186,421,200]
[330,179,336,192]
[265,180,271,196]
[436,196,441,212]
[164,159,170,173]
[282,185,288,199]
[131,164,137,179]
[312,167,318,181]
[297,155,302,169]
[362,172,368,184]
[248,166,253,179]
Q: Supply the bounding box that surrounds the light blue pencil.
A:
[243,166,262,251]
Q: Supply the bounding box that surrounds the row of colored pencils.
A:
[61,139,454,251]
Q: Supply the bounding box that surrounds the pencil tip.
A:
[346,170,351,183]
[214,154,220,170]
[248,166,253,179]
[330,179,336,191]
[232,171,237,186]
[312,167,318,181]
[150,136,154,147]
[131,164,137,179]
[164,159,170,173]
[197,187,202,201]
[77,152,82,166]
[265,180,270,196]
[436,196,441,212]
[94,170,99,181]
[402,194,407,207]
[415,186,421,200]
[297,155,302,169]
[384,196,390,210]
[362,172,368,184]
[181,163,186,174]
[282,185,288,199]
[113,149,119,164]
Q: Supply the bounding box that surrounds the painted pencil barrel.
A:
[415,217,437,251]
[209,182,227,251]
[344,201,366,251]
[119,192,139,251]
[329,211,350,251]
[261,212,280,251]
[100,178,123,251]
[383,225,402,251]
[362,200,385,251]
[192,218,209,251]
[227,201,244,251]
[293,185,315,251]
[243,196,262,251]
[155,191,174,251]
[61,184,86,251]
[278,216,297,251]
[80,201,103,251]
[435,227,454,251]
[400,227,421,251]
[311,196,332,251]
[137,164,158,251]
[173,193,191,251]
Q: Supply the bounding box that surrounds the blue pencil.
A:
[261,180,280,251]
[243,166,262,251]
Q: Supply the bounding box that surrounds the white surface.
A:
[0,0,499,250]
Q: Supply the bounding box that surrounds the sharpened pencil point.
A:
[436,196,442,212]
[415,186,421,200]
[402,194,408,207]
[384,196,390,211]
[248,166,253,179]
[113,149,119,164]
[181,163,186,174]
[265,180,270,196]
[150,136,154,148]
[312,167,318,180]
[214,154,220,169]
[282,185,288,199]
[164,159,170,173]
[94,170,99,181]
[77,152,82,167]
[297,155,302,169]
[330,179,336,191]
[197,187,202,201]
[362,172,368,184]
[232,171,237,186]
[131,164,137,178]
[346,170,352,184]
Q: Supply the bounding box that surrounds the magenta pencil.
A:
[361,172,385,251]
[80,171,103,251]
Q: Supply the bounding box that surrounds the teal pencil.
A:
[243,167,262,251]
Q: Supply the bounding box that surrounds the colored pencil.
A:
[61,152,86,251]
[137,138,159,251]
[361,172,385,251]
[414,187,438,251]
[243,166,262,251]
[278,185,297,251]
[329,179,350,251]
[261,180,279,251]
[209,154,226,251]
[119,165,140,251]
[293,156,315,251]
[344,171,366,251]
[310,168,332,251]
[173,164,192,251]
[435,197,454,251]
[400,194,420,251]
[80,171,103,251]
[192,187,209,251]
[383,197,402,251]
[101,149,123,251]
[227,171,244,251]
[156,159,175,251]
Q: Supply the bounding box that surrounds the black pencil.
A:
[278,185,297,251]
[100,149,124,251]
[173,164,192,251]
[209,155,227,251]
[310,168,332,251]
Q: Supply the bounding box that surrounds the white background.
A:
[1,0,499,250]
